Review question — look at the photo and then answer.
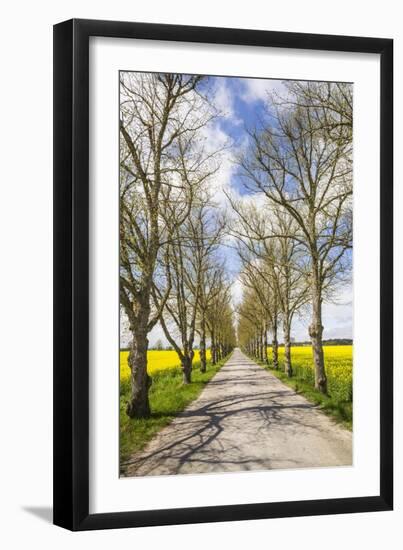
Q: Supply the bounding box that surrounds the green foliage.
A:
[288,360,352,403]
[253,352,352,430]
[273,370,352,429]
[119,357,229,473]
[269,345,353,404]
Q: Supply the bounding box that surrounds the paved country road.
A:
[123,348,352,477]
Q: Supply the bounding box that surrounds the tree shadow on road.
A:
[123,389,323,476]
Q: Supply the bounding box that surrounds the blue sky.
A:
[120,75,353,347]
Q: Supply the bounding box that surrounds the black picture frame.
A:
[53,18,393,531]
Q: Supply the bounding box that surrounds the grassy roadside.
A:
[120,355,230,473]
[252,355,352,430]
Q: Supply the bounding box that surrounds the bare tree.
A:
[205,277,235,364]
[119,72,215,417]
[183,196,226,373]
[197,262,225,372]
[281,81,352,145]
[217,301,237,358]
[239,86,352,392]
[229,195,309,375]
[268,207,309,377]
[237,257,273,363]
[237,286,267,360]
[155,203,233,383]
[154,193,223,382]
[154,218,198,384]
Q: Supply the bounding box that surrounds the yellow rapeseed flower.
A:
[267,345,353,400]
[120,349,212,381]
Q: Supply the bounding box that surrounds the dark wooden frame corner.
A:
[53,18,393,531]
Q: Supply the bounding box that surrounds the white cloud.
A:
[240,78,286,104]
[290,284,353,342]
[321,285,353,340]
[120,313,180,349]
[201,120,236,208]
[212,78,242,125]
[230,275,243,307]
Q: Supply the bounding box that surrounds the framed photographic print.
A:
[53,19,393,530]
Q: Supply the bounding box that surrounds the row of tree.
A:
[234,81,353,393]
[119,72,352,420]
[119,73,236,419]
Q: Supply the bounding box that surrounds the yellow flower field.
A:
[120,345,352,402]
[120,349,212,382]
[269,345,353,401]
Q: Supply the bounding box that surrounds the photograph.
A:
[0,0,396,542]
[119,72,353,477]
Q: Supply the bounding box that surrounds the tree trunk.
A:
[263,323,268,364]
[211,331,217,365]
[261,329,265,362]
[181,355,192,384]
[199,316,207,373]
[272,316,279,369]
[216,337,221,362]
[283,317,292,377]
[309,269,327,393]
[126,327,152,419]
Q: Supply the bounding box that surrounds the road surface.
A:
[123,348,352,477]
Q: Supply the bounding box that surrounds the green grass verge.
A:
[119,355,230,473]
[252,356,352,430]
